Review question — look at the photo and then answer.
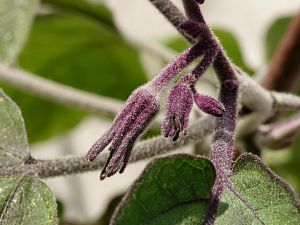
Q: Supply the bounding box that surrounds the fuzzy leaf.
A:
[0,0,39,64]
[0,176,57,224]
[216,154,300,224]
[0,89,29,166]
[111,154,215,225]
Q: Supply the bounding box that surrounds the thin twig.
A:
[0,69,297,177]
[0,64,123,117]
[169,1,237,223]
[256,111,300,149]
[0,117,215,178]
[272,92,300,110]
[260,12,300,92]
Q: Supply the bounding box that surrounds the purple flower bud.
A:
[194,0,205,4]
[162,75,195,141]
[86,85,159,179]
[224,79,238,91]
[179,20,209,39]
[192,90,225,117]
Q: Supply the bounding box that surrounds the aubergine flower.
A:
[162,74,225,141]
[86,85,159,179]
[162,75,195,141]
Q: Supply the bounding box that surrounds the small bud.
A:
[162,75,195,141]
[86,85,159,179]
[194,0,205,4]
[193,91,225,117]
[224,79,238,91]
[179,20,208,39]
[179,20,210,38]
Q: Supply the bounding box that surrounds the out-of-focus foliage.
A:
[262,15,300,195]
[0,0,39,65]
[2,0,147,142]
[265,16,292,61]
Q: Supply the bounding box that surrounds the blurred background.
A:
[1,0,300,224]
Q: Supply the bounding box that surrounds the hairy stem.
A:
[256,112,300,149]
[0,64,123,117]
[150,0,238,223]
[0,64,165,128]
[0,117,214,178]
[182,1,238,223]
[150,41,207,91]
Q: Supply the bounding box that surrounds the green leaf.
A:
[0,89,29,166]
[2,2,147,142]
[111,154,215,225]
[165,37,189,53]
[164,28,254,75]
[42,0,116,30]
[265,16,292,61]
[0,0,39,64]
[216,153,300,224]
[0,175,57,224]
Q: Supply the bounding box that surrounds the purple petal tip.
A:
[162,75,194,140]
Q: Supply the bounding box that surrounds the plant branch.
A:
[0,69,296,177]
[0,117,215,178]
[149,0,192,41]
[272,91,300,110]
[260,12,300,92]
[0,64,123,117]
[256,112,300,149]
[177,1,238,223]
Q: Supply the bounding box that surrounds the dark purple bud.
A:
[86,85,159,179]
[162,75,195,141]
[224,79,238,91]
[194,0,205,4]
[193,91,225,117]
[179,20,208,39]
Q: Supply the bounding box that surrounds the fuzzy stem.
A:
[150,41,207,91]
[159,1,238,223]
[181,1,238,223]
[0,64,123,117]
[182,0,205,22]
[0,117,214,178]
[149,0,193,42]
[256,112,300,149]
[272,91,300,110]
